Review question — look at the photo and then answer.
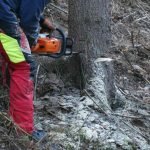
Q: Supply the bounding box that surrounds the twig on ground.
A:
[117,86,150,105]
[46,110,63,121]
[85,89,149,141]
[84,90,108,116]
[0,95,8,99]
[122,50,150,84]
[50,3,68,14]
[34,64,40,101]
[113,113,150,119]
[0,112,31,137]
[4,134,22,150]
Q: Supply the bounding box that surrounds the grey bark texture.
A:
[68,0,115,110]
[69,0,111,57]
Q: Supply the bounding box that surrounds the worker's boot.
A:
[32,130,47,141]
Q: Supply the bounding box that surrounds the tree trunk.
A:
[68,0,115,110]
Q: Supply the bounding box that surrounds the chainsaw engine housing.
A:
[32,37,61,54]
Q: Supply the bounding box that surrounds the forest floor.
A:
[0,0,149,150]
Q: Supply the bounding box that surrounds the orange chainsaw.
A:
[31,28,73,58]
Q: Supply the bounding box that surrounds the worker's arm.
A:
[19,0,49,46]
[0,2,21,41]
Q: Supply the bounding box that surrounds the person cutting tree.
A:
[0,0,55,141]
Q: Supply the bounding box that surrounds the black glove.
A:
[40,17,55,33]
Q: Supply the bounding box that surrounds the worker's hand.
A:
[40,18,55,33]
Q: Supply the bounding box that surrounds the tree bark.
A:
[68,0,115,110]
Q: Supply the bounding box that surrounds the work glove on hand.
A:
[40,17,55,34]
